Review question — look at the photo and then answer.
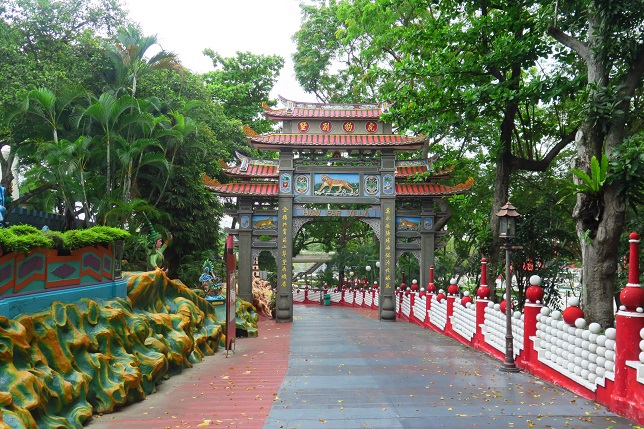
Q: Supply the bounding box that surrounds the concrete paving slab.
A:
[263,305,637,429]
[84,305,639,429]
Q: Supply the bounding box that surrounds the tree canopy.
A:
[0,1,284,281]
[292,0,643,325]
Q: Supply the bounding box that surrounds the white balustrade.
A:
[402,294,411,318]
[452,300,477,342]
[429,295,448,330]
[413,295,427,323]
[482,302,523,356]
[534,307,616,391]
[293,288,305,302]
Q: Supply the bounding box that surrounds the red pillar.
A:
[474,258,492,349]
[613,232,644,419]
[522,275,544,369]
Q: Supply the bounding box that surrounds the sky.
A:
[122,0,316,102]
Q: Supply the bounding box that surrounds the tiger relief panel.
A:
[313,173,360,196]
[396,216,421,232]
[252,215,278,231]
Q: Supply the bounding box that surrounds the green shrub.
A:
[0,225,130,254]
[0,225,54,253]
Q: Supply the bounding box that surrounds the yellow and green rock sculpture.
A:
[0,269,258,428]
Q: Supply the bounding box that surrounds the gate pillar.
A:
[420,200,436,290]
[379,151,397,321]
[276,151,294,322]
[237,198,253,303]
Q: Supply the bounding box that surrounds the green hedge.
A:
[0,225,130,254]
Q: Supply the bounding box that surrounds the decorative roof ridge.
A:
[242,124,258,136]
[396,159,430,167]
[234,151,278,166]
[395,177,475,196]
[204,177,278,186]
[455,177,475,190]
[278,95,382,111]
[201,174,220,187]
[434,165,455,175]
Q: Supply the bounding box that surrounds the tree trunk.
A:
[487,152,512,298]
[576,182,625,328]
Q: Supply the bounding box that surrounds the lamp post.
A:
[366,265,372,286]
[496,200,521,373]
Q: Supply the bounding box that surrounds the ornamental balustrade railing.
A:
[291,232,644,425]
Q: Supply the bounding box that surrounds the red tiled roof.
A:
[396,165,428,177]
[220,163,278,178]
[264,107,382,120]
[247,134,426,150]
[395,164,454,179]
[206,181,279,197]
[395,178,474,197]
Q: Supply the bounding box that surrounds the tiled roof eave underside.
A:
[247,134,427,150]
[207,181,472,197]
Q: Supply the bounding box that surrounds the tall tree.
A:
[73,92,140,203]
[0,0,126,198]
[106,24,182,97]
[293,0,581,295]
[546,0,644,326]
[202,50,284,134]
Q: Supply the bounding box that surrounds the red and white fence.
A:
[291,232,644,425]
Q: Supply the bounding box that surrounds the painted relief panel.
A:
[423,217,434,231]
[252,215,278,230]
[280,173,292,193]
[396,216,421,231]
[363,175,380,196]
[314,173,359,196]
[294,174,310,195]
[382,174,395,195]
[240,215,251,229]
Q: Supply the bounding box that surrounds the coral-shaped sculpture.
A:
[0,269,259,428]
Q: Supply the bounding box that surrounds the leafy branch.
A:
[569,153,608,194]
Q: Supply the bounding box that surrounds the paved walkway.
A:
[87,305,639,429]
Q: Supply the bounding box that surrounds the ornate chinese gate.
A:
[207,97,472,322]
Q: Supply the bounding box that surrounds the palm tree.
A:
[73,93,140,200]
[28,138,83,229]
[21,87,86,143]
[152,110,198,205]
[107,24,182,97]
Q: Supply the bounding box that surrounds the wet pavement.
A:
[86,305,640,429]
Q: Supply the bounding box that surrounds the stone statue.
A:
[199,259,224,302]
[145,215,171,270]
